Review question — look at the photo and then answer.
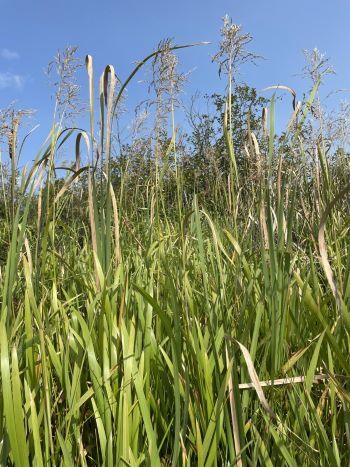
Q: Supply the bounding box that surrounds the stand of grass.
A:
[0,45,349,466]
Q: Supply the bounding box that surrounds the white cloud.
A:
[1,48,20,60]
[0,72,25,90]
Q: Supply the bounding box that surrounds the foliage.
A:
[0,32,349,467]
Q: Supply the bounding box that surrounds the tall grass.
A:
[0,43,349,467]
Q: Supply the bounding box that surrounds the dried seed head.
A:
[302,48,335,85]
[212,15,260,78]
[46,45,84,122]
[149,38,189,110]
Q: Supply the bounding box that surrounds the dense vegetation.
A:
[0,19,350,466]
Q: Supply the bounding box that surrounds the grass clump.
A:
[0,20,350,466]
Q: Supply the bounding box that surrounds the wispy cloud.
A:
[0,71,26,90]
[1,48,20,60]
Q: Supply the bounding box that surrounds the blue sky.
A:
[1,0,350,162]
